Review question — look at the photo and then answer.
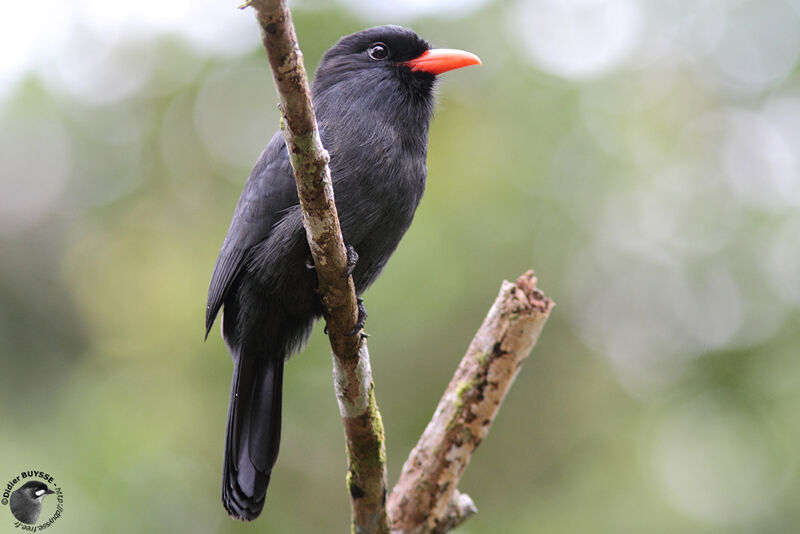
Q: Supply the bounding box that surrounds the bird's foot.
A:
[322,298,367,336]
[345,297,367,336]
[305,257,315,270]
[344,245,358,278]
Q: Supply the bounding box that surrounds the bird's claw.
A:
[305,258,315,270]
[322,298,367,336]
[345,297,367,336]
[344,245,358,278]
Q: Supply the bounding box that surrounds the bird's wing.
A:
[205,132,299,337]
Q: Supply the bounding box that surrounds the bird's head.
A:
[312,25,480,109]
[17,481,55,502]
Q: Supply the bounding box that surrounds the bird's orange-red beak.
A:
[403,48,481,75]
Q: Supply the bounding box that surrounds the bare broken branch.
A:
[388,271,553,533]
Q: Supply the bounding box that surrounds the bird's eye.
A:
[368,43,389,61]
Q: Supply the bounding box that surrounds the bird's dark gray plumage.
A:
[205,25,479,521]
[9,481,54,525]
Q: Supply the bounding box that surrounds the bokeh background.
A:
[2,0,800,532]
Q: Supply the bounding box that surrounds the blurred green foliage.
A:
[2,1,800,532]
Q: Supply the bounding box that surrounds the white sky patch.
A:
[72,0,258,54]
[510,0,643,80]
[0,0,71,97]
[0,0,257,99]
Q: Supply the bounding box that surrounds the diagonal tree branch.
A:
[243,1,389,532]
[388,271,554,533]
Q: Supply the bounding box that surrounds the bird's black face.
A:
[321,25,431,71]
[312,25,480,101]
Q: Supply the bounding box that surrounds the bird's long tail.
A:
[222,345,284,521]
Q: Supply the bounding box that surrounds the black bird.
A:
[9,481,55,524]
[206,25,480,521]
